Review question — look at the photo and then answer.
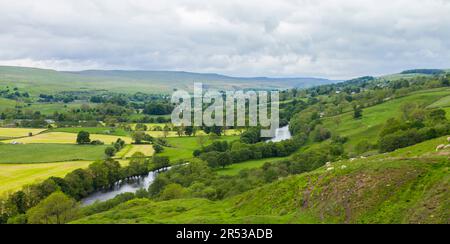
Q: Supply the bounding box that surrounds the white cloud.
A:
[0,0,449,79]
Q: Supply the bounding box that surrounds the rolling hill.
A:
[0,66,336,94]
[73,136,449,224]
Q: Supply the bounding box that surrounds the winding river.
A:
[81,169,165,206]
[81,125,291,206]
[268,125,292,142]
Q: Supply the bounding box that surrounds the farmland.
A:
[216,156,290,176]
[51,127,129,136]
[2,132,132,144]
[0,161,93,195]
[0,128,47,139]
[159,136,240,162]
[0,144,108,164]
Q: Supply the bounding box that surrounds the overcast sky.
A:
[0,0,449,79]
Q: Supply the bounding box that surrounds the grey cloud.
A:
[0,0,449,79]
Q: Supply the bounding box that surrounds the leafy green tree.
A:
[159,184,187,200]
[76,131,91,144]
[105,147,117,158]
[135,123,148,131]
[152,156,170,169]
[153,144,164,154]
[217,152,232,169]
[353,105,363,119]
[132,131,145,144]
[184,126,194,136]
[8,191,28,214]
[26,192,79,224]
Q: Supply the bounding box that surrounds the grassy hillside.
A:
[0,66,334,94]
[322,88,450,152]
[73,137,449,224]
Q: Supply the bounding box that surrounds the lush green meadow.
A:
[216,157,290,176]
[0,161,93,195]
[159,136,239,162]
[427,95,450,108]
[323,88,450,152]
[3,132,132,144]
[0,144,108,164]
[0,128,47,138]
[123,145,154,158]
[51,127,129,136]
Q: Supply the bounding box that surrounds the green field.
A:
[3,132,132,144]
[0,144,108,164]
[159,136,239,162]
[217,157,289,176]
[427,95,450,108]
[51,127,129,136]
[323,88,450,152]
[0,128,47,138]
[74,137,450,224]
[0,161,93,195]
[123,145,155,158]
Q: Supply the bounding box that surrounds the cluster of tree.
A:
[197,138,304,169]
[105,138,126,157]
[378,106,450,152]
[240,127,264,144]
[132,131,154,144]
[143,102,174,115]
[0,87,29,99]
[0,155,154,224]
[38,94,75,103]
[76,131,104,145]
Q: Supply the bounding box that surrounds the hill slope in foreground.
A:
[74,137,449,224]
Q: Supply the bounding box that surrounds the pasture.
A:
[159,136,239,162]
[3,132,132,144]
[216,157,290,176]
[0,144,108,164]
[0,161,93,195]
[0,128,47,139]
[322,88,450,152]
[427,95,450,108]
[124,145,155,158]
[51,127,129,136]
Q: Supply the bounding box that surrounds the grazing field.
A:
[427,95,450,108]
[0,144,108,164]
[51,127,129,136]
[0,97,18,109]
[124,145,155,158]
[322,88,450,152]
[0,128,47,138]
[159,136,239,162]
[0,161,93,195]
[146,130,241,138]
[217,157,290,176]
[3,132,132,144]
[26,102,90,115]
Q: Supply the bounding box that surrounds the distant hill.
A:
[0,66,336,94]
[400,69,445,75]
